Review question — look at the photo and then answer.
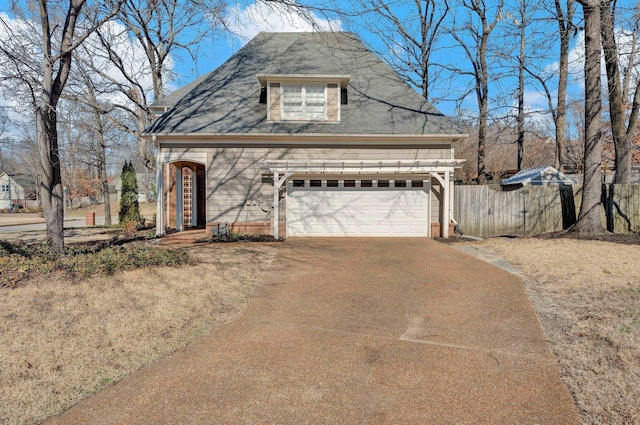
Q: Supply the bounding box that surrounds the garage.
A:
[263,159,460,239]
[286,179,430,237]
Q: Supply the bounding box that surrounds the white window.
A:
[281,84,327,120]
[1,184,9,192]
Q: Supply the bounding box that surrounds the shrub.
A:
[0,240,191,288]
[119,161,140,228]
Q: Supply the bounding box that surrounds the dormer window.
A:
[281,84,326,120]
[258,74,350,123]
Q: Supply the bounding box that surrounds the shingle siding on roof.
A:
[148,32,459,136]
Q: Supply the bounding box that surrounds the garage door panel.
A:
[287,187,428,237]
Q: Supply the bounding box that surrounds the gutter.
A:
[142,132,470,144]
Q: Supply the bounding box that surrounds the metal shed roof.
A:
[500,166,577,186]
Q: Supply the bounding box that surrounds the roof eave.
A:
[257,74,351,87]
[144,132,469,145]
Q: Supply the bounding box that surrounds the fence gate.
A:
[454,185,569,237]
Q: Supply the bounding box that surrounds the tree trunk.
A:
[575,1,604,234]
[37,106,65,253]
[477,92,487,184]
[96,114,111,225]
[554,0,573,172]
[600,1,630,183]
[477,27,490,185]
[517,14,525,172]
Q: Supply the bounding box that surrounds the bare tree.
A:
[342,0,449,102]
[600,1,640,184]
[0,1,124,254]
[524,0,575,172]
[498,0,543,172]
[575,0,604,234]
[514,1,527,172]
[450,0,504,184]
[564,98,586,173]
[69,57,115,224]
[0,107,8,169]
[89,0,225,169]
[553,0,575,172]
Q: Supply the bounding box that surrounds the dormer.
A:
[257,74,350,122]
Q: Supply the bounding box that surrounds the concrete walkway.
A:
[47,239,579,424]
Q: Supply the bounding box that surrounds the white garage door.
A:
[286,180,429,237]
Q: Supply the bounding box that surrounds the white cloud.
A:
[226,1,341,43]
[0,12,41,126]
[546,28,640,91]
[0,11,171,113]
[524,89,548,109]
[542,30,585,80]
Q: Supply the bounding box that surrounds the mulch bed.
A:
[537,230,640,245]
[195,235,282,244]
[436,230,640,246]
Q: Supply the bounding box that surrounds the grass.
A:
[0,242,278,424]
[65,201,156,218]
[473,237,640,424]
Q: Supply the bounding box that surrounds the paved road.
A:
[47,238,580,424]
[0,216,120,233]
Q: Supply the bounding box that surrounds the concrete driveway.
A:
[47,238,579,424]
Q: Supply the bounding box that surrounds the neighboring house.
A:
[146,32,467,238]
[0,172,37,210]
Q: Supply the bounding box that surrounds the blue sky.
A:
[0,0,619,128]
[166,0,589,124]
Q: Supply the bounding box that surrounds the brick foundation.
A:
[430,222,456,238]
[205,221,285,238]
[204,221,452,238]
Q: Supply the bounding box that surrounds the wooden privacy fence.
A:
[454,184,640,237]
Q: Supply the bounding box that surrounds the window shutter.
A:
[341,88,348,104]
[259,87,267,104]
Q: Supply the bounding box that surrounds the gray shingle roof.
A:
[147,32,460,136]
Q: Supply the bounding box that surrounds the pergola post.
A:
[442,171,450,238]
[155,149,165,236]
[273,171,279,239]
[426,177,432,238]
[176,167,183,231]
[449,172,455,233]
[272,171,292,239]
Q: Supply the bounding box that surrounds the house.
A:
[500,166,577,191]
[0,172,37,210]
[146,32,467,238]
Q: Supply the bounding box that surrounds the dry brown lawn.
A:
[0,243,278,425]
[468,237,640,424]
[65,201,156,218]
